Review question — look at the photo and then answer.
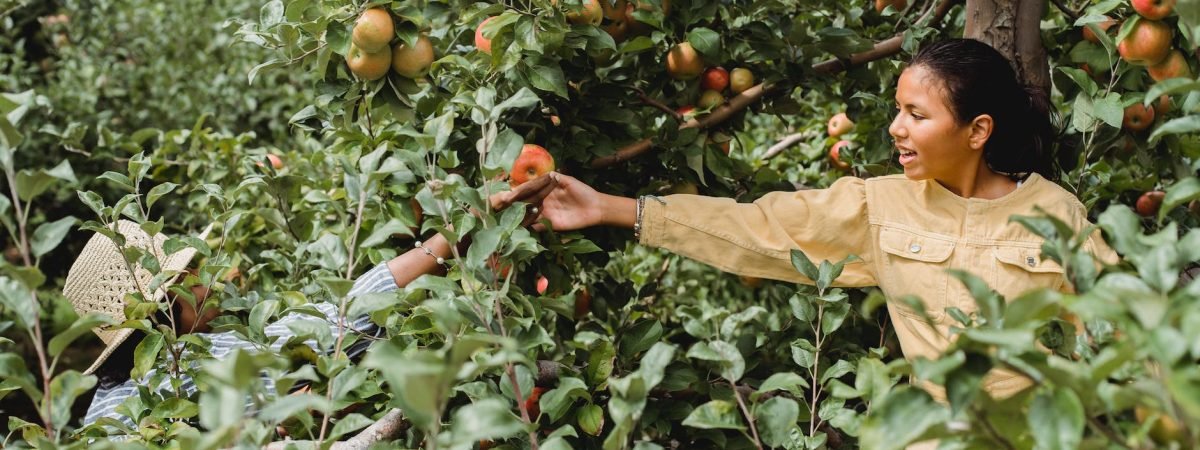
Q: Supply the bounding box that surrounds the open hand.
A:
[534,173,609,232]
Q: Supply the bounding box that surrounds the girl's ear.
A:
[969,114,994,151]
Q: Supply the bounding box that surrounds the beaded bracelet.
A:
[413,240,448,267]
[633,196,646,239]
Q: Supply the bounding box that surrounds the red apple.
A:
[830,140,852,170]
[1156,95,1172,116]
[1118,19,1172,66]
[702,67,729,91]
[352,8,394,53]
[1136,191,1165,217]
[827,112,854,137]
[256,154,284,170]
[524,386,547,419]
[1147,50,1192,81]
[1132,0,1175,20]
[1082,16,1116,43]
[729,68,754,94]
[475,17,497,54]
[536,275,549,294]
[510,144,556,187]
[676,105,695,118]
[1123,103,1155,132]
[574,288,591,319]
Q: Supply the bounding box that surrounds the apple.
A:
[623,0,671,36]
[729,67,755,94]
[1189,199,1200,217]
[391,35,435,78]
[1146,50,1192,81]
[574,288,591,319]
[676,105,695,118]
[524,386,547,419]
[346,43,391,81]
[536,275,549,294]
[1132,0,1175,20]
[475,17,497,54]
[555,0,604,25]
[827,112,854,137]
[1122,103,1155,132]
[708,134,731,154]
[1156,95,1172,116]
[510,144,556,187]
[1135,406,1186,445]
[702,67,729,91]
[1118,19,1172,66]
[697,89,724,109]
[352,8,394,53]
[1082,16,1116,43]
[830,140,852,170]
[874,0,907,13]
[3,246,21,265]
[479,440,496,450]
[550,115,562,126]
[1136,191,1165,217]
[666,42,704,80]
[256,154,284,170]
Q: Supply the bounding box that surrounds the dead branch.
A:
[589,0,963,168]
[763,131,820,160]
[264,409,409,450]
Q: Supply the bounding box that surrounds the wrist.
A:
[598,194,636,229]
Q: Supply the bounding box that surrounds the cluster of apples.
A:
[345,8,436,81]
[664,43,754,155]
[826,112,856,170]
[1082,1,1193,134]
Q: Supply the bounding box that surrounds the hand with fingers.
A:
[485,173,558,226]
[532,173,636,232]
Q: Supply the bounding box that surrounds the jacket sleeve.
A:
[638,176,876,287]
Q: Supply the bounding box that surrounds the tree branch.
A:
[634,87,683,121]
[588,0,962,168]
[265,409,410,450]
[1049,0,1080,22]
[763,131,820,160]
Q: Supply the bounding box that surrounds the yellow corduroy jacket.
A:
[638,173,1118,400]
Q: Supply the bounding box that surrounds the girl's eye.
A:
[910,113,923,120]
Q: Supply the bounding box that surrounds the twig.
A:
[1050,0,1081,22]
[732,384,764,450]
[1086,416,1134,450]
[763,131,819,160]
[632,87,682,121]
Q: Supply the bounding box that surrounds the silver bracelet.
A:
[633,196,646,239]
[414,240,448,266]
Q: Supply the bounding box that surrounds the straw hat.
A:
[62,220,211,375]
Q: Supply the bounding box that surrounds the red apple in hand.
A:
[827,112,854,137]
[510,144,556,187]
[1132,0,1175,20]
[702,67,729,91]
[1136,191,1165,217]
[1122,103,1155,132]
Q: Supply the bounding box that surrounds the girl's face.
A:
[888,65,980,182]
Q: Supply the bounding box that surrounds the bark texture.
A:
[963,0,1050,93]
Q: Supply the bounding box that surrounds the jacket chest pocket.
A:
[990,246,1065,301]
[878,227,956,320]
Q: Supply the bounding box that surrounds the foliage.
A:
[0,0,1199,449]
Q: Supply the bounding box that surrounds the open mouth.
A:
[898,149,917,165]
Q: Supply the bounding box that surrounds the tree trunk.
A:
[963,0,1050,93]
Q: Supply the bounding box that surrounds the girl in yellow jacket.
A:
[534,38,1118,402]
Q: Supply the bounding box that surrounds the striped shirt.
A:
[82,262,399,428]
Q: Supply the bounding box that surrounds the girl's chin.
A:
[901,168,929,180]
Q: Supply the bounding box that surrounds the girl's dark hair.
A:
[909,38,1057,181]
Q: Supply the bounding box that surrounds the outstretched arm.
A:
[535,172,637,231]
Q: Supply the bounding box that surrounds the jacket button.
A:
[909,244,921,253]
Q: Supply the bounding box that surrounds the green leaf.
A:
[47,314,114,357]
[789,293,816,323]
[145,182,178,210]
[578,403,605,436]
[790,249,819,280]
[524,60,569,99]
[1160,177,1200,221]
[686,28,721,60]
[48,370,96,429]
[1150,116,1200,142]
[619,319,663,358]
[541,377,589,422]
[30,216,77,259]
[1028,389,1084,450]
[681,400,745,430]
[791,339,816,369]
[0,277,36,329]
[686,341,744,382]
[1092,92,1124,129]
[449,398,526,446]
[132,332,164,380]
[151,398,199,420]
[757,372,810,396]
[859,387,948,450]
[755,397,800,448]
